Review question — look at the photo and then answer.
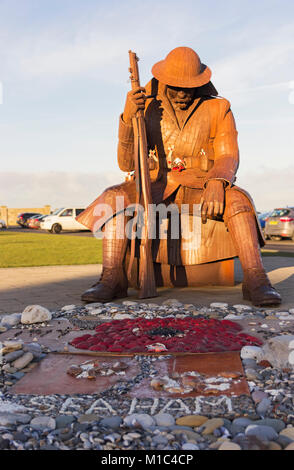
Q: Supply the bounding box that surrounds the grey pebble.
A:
[0,413,31,426]
[232,417,255,427]
[256,398,272,416]
[100,416,122,429]
[182,443,199,450]
[11,372,25,380]
[30,416,56,431]
[276,435,294,448]
[153,413,175,427]
[23,343,42,358]
[253,418,285,433]
[123,413,155,429]
[242,358,259,369]
[2,350,24,363]
[1,313,21,326]
[55,415,76,429]
[153,435,168,446]
[245,424,278,442]
[0,437,10,449]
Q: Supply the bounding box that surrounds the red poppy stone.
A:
[70,317,263,353]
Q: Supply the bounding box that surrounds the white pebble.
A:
[21,305,52,324]
[224,314,245,320]
[240,345,263,361]
[233,304,252,311]
[210,302,229,308]
[61,305,76,311]
[89,308,103,315]
[113,313,133,320]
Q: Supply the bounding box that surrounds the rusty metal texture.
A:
[10,351,249,397]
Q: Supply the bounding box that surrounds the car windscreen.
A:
[52,208,64,215]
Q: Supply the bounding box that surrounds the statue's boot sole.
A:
[81,289,128,304]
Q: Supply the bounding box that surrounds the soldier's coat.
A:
[77,79,264,264]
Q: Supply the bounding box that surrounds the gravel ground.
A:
[0,300,294,451]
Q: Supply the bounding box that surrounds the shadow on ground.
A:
[0,257,293,313]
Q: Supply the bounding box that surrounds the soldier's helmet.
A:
[151,47,211,88]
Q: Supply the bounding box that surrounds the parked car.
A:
[27,214,48,229]
[264,207,294,240]
[17,212,42,227]
[40,208,88,233]
[258,211,272,230]
[0,219,7,229]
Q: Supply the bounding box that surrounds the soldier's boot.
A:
[81,216,129,303]
[227,211,282,306]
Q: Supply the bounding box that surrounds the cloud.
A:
[212,23,294,105]
[0,171,123,209]
[0,0,241,84]
[1,166,293,214]
[236,166,294,212]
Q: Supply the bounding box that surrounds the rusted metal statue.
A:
[77,47,281,307]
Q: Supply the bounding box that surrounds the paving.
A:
[1,301,294,451]
[0,256,294,451]
[0,256,293,314]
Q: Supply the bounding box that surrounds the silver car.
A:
[265,207,294,240]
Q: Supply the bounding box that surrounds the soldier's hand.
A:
[200,180,225,224]
[123,87,146,124]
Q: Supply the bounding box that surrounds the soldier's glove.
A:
[123,87,146,124]
[200,179,225,224]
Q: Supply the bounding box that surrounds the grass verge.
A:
[0,232,102,268]
[0,232,292,268]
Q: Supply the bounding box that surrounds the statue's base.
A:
[126,256,235,288]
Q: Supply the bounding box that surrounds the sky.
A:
[0,0,293,212]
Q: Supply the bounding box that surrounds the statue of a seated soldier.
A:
[77,47,281,307]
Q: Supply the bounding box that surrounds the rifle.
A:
[127,50,157,299]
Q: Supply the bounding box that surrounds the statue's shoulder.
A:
[206,95,231,109]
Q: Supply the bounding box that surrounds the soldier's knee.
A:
[102,184,126,206]
[224,188,253,223]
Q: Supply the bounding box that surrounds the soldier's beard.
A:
[173,100,193,110]
[166,86,195,111]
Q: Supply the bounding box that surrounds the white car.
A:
[0,219,7,229]
[40,208,88,233]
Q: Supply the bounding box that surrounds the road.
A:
[2,225,294,252]
[3,225,92,237]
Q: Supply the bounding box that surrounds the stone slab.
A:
[10,354,140,395]
[10,351,249,397]
[129,351,249,398]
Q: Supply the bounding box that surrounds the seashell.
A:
[165,386,186,394]
[146,343,167,352]
[217,371,241,379]
[150,379,166,391]
[203,389,220,395]
[86,374,96,380]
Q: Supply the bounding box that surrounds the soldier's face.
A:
[166,85,195,110]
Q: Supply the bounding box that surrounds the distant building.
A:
[0,205,51,226]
